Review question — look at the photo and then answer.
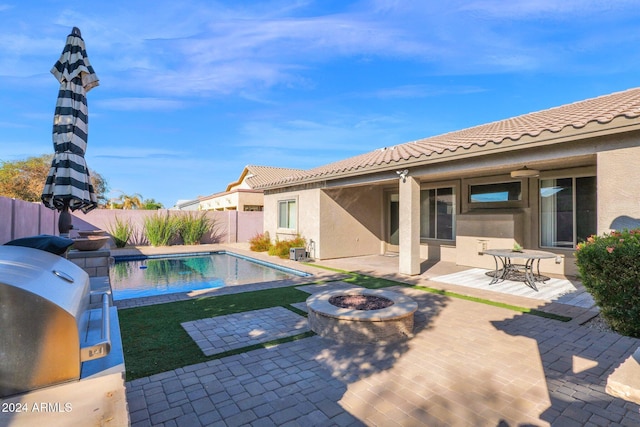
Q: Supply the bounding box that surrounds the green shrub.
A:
[107,216,134,248]
[575,229,640,337]
[249,232,272,252]
[143,212,180,247]
[268,235,306,259]
[178,212,213,245]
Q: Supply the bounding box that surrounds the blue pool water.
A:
[110,252,309,301]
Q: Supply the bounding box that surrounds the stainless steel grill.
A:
[0,245,111,398]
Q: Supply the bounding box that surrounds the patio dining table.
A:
[482,249,556,291]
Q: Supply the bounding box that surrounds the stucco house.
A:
[197,165,302,212]
[258,87,640,277]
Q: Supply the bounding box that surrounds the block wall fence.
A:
[0,197,263,246]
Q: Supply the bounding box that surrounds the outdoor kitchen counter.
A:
[0,372,129,427]
[0,274,129,427]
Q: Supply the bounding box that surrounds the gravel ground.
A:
[582,314,614,333]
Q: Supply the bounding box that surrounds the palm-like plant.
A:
[109,191,144,209]
[121,193,143,209]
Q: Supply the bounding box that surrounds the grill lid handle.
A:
[53,269,74,283]
[80,293,111,361]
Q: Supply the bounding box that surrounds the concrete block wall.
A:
[67,249,111,277]
[0,197,263,245]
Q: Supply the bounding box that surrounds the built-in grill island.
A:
[0,236,128,426]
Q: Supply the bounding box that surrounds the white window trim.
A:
[276,197,298,232]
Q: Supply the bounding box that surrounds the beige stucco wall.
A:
[455,211,525,269]
[597,145,640,233]
[200,191,264,211]
[399,176,421,275]
[237,191,264,210]
[263,188,321,251]
[318,186,384,259]
[264,185,384,260]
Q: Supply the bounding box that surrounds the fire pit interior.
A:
[329,294,394,310]
[306,288,417,344]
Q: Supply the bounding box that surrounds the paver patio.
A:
[126,280,640,426]
[182,307,310,356]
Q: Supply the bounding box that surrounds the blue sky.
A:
[2,1,640,208]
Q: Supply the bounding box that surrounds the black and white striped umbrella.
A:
[42,27,99,233]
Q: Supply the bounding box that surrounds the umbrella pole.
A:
[58,202,73,237]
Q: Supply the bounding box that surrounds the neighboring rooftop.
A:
[258,87,640,189]
[225,165,304,192]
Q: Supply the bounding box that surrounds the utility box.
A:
[289,247,306,261]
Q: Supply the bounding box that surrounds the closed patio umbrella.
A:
[41,27,99,236]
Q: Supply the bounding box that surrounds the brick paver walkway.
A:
[182,307,310,356]
[126,285,640,426]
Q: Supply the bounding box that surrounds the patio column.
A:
[399,174,420,275]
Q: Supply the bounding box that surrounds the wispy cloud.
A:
[4,0,638,99]
[95,97,187,111]
[366,84,487,99]
[237,112,410,153]
[92,146,186,159]
[457,0,637,19]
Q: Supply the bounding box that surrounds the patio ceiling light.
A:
[510,166,540,178]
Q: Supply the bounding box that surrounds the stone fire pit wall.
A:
[306,288,418,344]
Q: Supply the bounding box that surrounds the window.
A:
[540,176,596,248]
[244,205,263,212]
[420,187,455,240]
[469,181,521,203]
[278,199,296,229]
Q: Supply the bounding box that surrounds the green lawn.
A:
[119,286,311,380]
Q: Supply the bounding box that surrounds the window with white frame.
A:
[540,176,596,248]
[277,199,297,229]
[420,187,456,240]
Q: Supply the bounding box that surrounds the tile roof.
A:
[259,87,640,189]
[241,165,304,189]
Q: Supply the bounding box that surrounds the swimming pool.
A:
[109,251,310,301]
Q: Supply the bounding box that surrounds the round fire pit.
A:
[306,288,417,344]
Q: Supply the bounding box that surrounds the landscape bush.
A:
[268,235,306,259]
[249,231,272,252]
[178,212,213,245]
[575,228,640,337]
[143,212,180,247]
[107,216,135,248]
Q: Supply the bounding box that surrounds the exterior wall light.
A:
[510,166,540,178]
[396,169,409,183]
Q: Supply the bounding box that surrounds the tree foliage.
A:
[0,155,109,205]
[0,155,52,202]
[109,193,163,210]
[142,198,163,210]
